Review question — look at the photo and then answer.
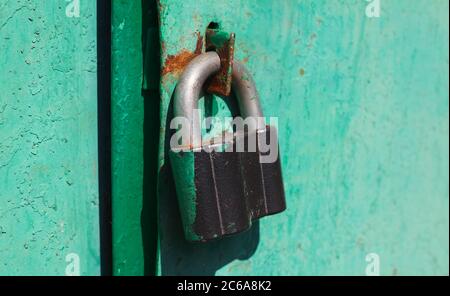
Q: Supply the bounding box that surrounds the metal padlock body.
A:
[170,52,286,242]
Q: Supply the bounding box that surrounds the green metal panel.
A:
[0,1,100,275]
[111,0,159,275]
[156,0,449,275]
[111,0,145,276]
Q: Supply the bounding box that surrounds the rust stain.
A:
[299,68,305,76]
[161,33,203,77]
[205,31,235,97]
[161,50,199,77]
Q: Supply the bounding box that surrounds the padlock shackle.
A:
[174,51,264,148]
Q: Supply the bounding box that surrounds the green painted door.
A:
[1,0,447,276]
[0,0,100,275]
[112,0,448,276]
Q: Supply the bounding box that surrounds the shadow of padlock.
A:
[170,52,286,242]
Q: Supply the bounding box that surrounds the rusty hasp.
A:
[204,23,235,97]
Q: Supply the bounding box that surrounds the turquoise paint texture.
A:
[0,1,100,275]
[157,0,449,275]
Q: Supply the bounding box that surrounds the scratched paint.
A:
[111,0,147,276]
[0,1,100,275]
[156,0,449,275]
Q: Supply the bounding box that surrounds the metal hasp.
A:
[170,50,286,242]
[204,22,235,97]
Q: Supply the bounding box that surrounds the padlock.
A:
[170,51,286,242]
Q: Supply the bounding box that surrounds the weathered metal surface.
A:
[0,1,100,275]
[157,0,449,275]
